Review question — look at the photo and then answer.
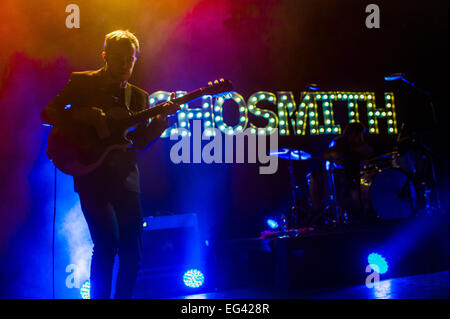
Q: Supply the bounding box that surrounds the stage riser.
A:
[214,218,449,291]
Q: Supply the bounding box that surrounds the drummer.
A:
[323,122,374,221]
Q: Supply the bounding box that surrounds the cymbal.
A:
[269,148,312,160]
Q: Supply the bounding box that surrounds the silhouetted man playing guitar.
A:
[41,30,173,299]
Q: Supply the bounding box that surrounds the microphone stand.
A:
[387,75,441,214]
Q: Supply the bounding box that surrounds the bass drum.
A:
[361,168,417,220]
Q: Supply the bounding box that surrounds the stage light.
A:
[368,253,389,274]
[80,280,90,299]
[266,219,279,229]
[183,269,205,288]
[306,83,320,91]
[384,73,404,81]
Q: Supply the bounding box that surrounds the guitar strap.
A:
[124,83,132,111]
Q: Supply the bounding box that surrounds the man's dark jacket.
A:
[41,67,166,194]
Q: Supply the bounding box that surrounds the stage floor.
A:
[178,270,449,299]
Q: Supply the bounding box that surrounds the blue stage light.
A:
[368,253,389,274]
[183,269,205,288]
[306,83,320,91]
[384,75,403,81]
[266,219,279,229]
[80,280,90,299]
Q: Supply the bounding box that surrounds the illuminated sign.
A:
[149,91,398,137]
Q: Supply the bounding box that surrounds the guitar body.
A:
[46,106,133,176]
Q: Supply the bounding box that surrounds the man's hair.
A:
[103,30,140,54]
[343,122,366,137]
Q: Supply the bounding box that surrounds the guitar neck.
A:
[124,87,207,128]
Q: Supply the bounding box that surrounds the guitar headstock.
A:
[202,78,234,97]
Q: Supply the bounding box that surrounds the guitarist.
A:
[41,30,172,299]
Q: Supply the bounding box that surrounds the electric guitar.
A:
[46,79,233,176]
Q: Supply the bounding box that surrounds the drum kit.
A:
[268,134,441,235]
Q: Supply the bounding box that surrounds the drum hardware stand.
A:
[306,164,344,228]
[420,145,441,215]
[328,165,345,226]
[422,182,433,216]
[274,86,318,237]
[279,151,301,238]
